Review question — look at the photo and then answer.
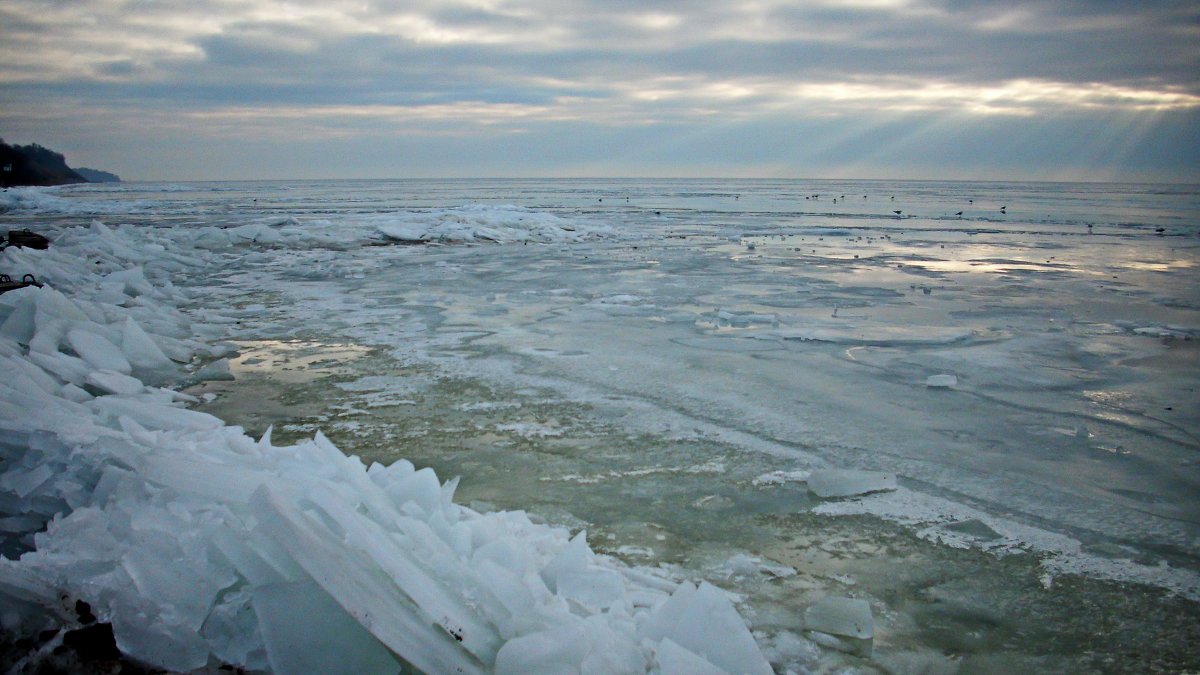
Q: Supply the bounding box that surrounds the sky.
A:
[1,0,1197,182]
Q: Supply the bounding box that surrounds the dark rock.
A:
[61,623,120,661]
[4,229,50,249]
[74,600,97,625]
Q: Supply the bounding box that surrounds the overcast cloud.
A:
[1,0,1196,180]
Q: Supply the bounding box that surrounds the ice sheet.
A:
[3,179,1198,673]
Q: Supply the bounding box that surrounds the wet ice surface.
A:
[6,179,1200,672]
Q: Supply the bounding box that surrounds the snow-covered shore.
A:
[0,215,771,673]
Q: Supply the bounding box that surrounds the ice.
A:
[776,325,973,346]
[120,317,176,374]
[556,567,626,611]
[752,469,812,486]
[4,180,1199,672]
[493,623,591,674]
[29,350,92,384]
[376,223,426,243]
[639,582,774,675]
[3,464,53,499]
[0,290,38,344]
[1,354,60,396]
[804,596,873,639]
[807,470,898,498]
[804,596,874,656]
[67,328,132,374]
[89,395,224,431]
[84,369,145,395]
[59,383,92,402]
[195,357,235,381]
[925,373,958,388]
[252,580,402,675]
[0,186,157,215]
[494,616,648,675]
[654,637,729,675]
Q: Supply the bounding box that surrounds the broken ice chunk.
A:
[120,317,175,375]
[925,374,958,388]
[807,470,897,498]
[28,350,92,385]
[943,518,1003,542]
[84,369,145,395]
[804,596,873,656]
[556,568,626,611]
[654,637,727,675]
[89,396,224,431]
[639,582,774,675]
[3,464,53,499]
[495,624,600,675]
[252,580,403,675]
[805,597,873,639]
[67,328,132,374]
[751,469,811,487]
[376,223,427,243]
[60,383,92,402]
[194,358,235,382]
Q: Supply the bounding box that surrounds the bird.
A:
[955,211,963,216]
[893,210,902,216]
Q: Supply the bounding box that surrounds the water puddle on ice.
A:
[187,339,379,441]
[225,339,374,383]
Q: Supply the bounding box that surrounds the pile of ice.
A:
[178,205,623,251]
[370,205,621,245]
[0,187,160,215]
[0,221,771,673]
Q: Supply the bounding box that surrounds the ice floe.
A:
[804,596,874,656]
[807,470,898,499]
[924,373,958,388]
[775,325,974,345]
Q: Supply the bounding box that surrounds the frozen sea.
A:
[2,178,1199,673]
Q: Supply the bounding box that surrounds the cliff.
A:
[0,139,115,187]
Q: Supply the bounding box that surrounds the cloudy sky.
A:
[1,0,1197,181]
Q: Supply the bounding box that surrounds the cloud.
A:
[0,0,1196,179]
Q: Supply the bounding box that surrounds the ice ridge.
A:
[0,219,770,673]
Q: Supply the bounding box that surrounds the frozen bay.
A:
[2,178,1199,672]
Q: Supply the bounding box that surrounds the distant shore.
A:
[0,138,119,187]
